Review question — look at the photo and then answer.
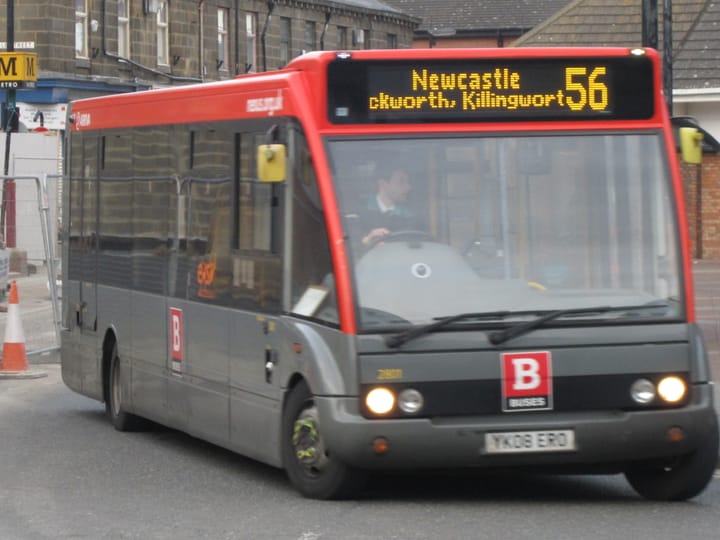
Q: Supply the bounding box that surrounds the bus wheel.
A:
[625,419,719,501]
[106,343,144,431]
[282,381,365,499]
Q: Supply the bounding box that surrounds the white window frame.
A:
[279,17,291,66]
[337,26,348,50]
[217,8,230,71]
[118,0,130,58]
[245,13,257,73]
[304,20,316,53]
[157,0,170,66]
[386,33,398,49]
[75,0,89,59]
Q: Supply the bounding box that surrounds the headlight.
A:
[365,387,395,415]
[398,388,424,414]
[630,378,656,404]
[657,376,686,403]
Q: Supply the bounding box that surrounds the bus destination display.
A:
[327,57,654,123]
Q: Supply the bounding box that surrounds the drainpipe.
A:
[198,0,205,80]
[662,0,673,115]
[261,1,275,72]
[234,0,240,74]
[2,0,16,248]
[320,11,331,50]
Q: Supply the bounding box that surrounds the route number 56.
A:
[565,67,608,111]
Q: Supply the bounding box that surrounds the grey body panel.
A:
[62,281,715,473]
[316,385,716,470]
[61,279,103,401]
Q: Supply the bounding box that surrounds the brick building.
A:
[0,0,418,121]
[0,0,417,263]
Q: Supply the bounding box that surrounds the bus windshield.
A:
[328,132,681,329]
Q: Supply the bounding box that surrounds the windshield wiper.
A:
[487,302,670,346]
[385,310,520,348]
[384,302,670,349]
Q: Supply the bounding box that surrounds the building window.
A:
[118,0,130,58]
[337,26,348,50]
[352,28,366,49]
[364,29,371,49]
[279,17,292,66]
[157,0,169,66]
[75,0,89,59]
[218,8,229,71]
[386,33,398,49]
[304,21,316,53]
[246,13,257,72]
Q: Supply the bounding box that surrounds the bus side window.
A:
[230,131,282,312]
[186,128,234,305]
[132,126,174,295]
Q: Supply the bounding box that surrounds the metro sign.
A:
[501,351,553,412]
[0,52,38,85]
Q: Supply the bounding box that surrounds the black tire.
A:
[282,381,365,499]
[625,416,719,501]
[106,343,145,431]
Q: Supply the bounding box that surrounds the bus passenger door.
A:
[78,137,100,337]
[228,129,286,462]
[64,134,101,398]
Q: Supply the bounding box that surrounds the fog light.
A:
[398,389,424,414]
[658,376,686,403]
[373,437,389,454]
[631,378,656,404]
[666,426,685,442]
[365,387,395,415]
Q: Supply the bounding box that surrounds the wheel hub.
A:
[292,407,329,472]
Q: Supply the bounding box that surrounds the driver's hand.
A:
[362,228,390,246]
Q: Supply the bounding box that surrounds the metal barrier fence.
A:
[1,173,61,353]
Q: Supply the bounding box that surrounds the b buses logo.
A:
[501,351,553,412]
[169,308,183,374]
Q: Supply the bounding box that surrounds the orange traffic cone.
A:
[0,280,46,380]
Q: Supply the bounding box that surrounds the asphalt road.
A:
[1,365,719,540]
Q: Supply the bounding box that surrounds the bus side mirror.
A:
[679,127,703,165]
[257,144,287,182]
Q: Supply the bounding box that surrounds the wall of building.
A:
[0,0,416,92]
[685,155,720,259]
[411,36,523,49]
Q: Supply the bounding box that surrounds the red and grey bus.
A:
[62,47,718,500]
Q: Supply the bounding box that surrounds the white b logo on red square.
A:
[169,307,183,374]
[501,351,553,411]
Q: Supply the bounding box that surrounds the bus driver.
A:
[359,166,415,247]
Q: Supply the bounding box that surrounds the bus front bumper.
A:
[315,384,718,471]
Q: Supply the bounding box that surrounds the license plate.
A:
[484,429,576,454]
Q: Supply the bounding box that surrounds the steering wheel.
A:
[382,230,432,242]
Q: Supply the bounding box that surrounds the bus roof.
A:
[68,47,663,132]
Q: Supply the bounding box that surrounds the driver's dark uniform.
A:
[362,194,415,230]
[343,196,419,257]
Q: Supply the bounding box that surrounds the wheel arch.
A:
[101,326,118,404]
